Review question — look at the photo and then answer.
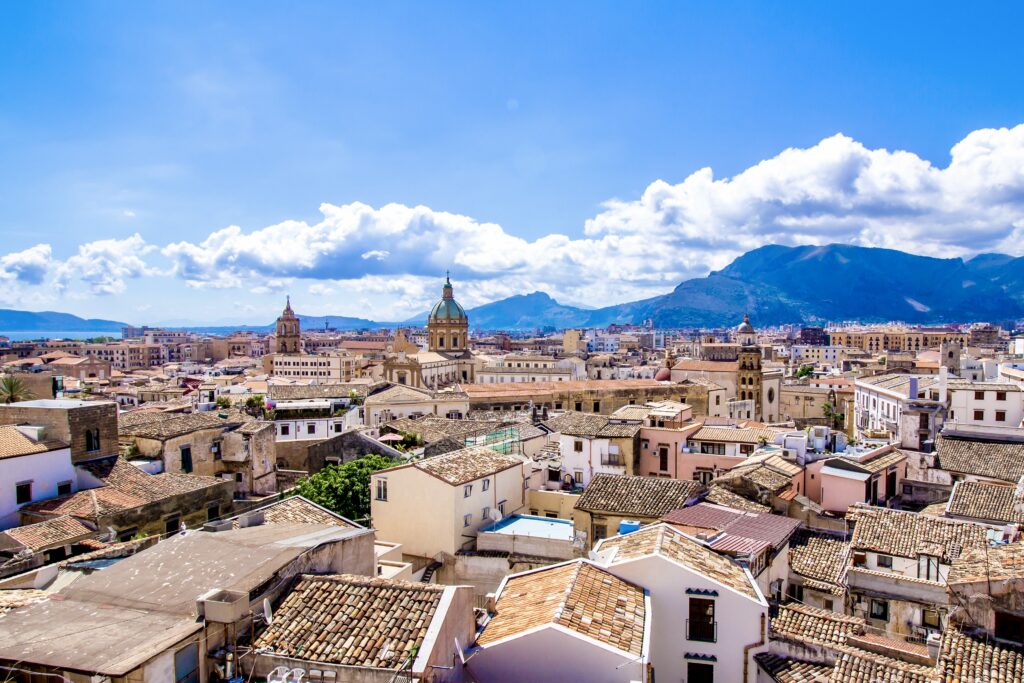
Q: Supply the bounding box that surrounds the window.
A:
[307,423,316,435]
[334,422,342,433]
[997,391,1007,401]
[57,480,72,496]
[165,515,181,535]
[482,506,491,520]
[592,401,600,413]
[823,598,835,612]
[212,440,222,461]
[996,410,1007,422]
[118,527,138,542]
[498,500,506,516]
[174,642,200,683]
[918,554,939,581]
[464,484,473,497]
[463,513,472,527]
[877,554,893,569]
[85,428,100,452]
[280,424,290,436]
[787,583,804,602]
[688,597,716,642]
[573,469,584,483]
[593,523,608,541]
[870,599,889,622]
[180,446,193,473]
[687,662,714,683]
[974,409,985,421]
[207,503,219,521]
[15,481,32,504]
[922,608,940,629]
[482,478,490,491]
[573,440,584,452]
[375,479,388,501]
[715,395,721,405]
[693,468,714,485]
[975,390,985,400]
[574,401,582,412]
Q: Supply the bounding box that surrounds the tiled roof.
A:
[232,496,361,529]
[254,574,446,668]
[754,653,833,683]
[690,425,784,444]
[22,456,225,521]
[597,422,642,438]
[477,560,646,656]
[0,425,53,460]
[789,531,850,595]
[596,523,760,601]
[946,481,1024,524]
[384,416,506,444]
[406,446,522,486]
[826,448,906,475]
[948,542,1024,585]
[946,380,1021,392]
[269,382,380,400]
[935,434,1024,483]
[772,603,864,647]
[672,359,740,372]
[542,411,610,438]
[720,462,794,493]
[848,504,988,563]
[0,589,48,614]
[661,503,801,550]
[611,405,654,421]
[828,649,935,683]
[937,629,1024,682]
[0,516,95,551]
[856,373,940,397]
[119,410,251,440]
[575,474,704,518]
[704,484,772,513]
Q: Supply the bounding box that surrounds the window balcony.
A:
[686,619,717,643]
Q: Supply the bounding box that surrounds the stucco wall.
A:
[0,447,75,529]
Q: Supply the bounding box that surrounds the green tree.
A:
[244,394,264,416]
[0,376,34,404]
[291,454,395,522]
[823,401,845,430]
[215,395,232,409]
[795,364,814,379]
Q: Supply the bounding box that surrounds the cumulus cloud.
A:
[159,124,1024,312]
[6,124,1024,316]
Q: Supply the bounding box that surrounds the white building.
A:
[469,559,650,683]
[594,523,769,683]
[0,425,76,529]
[271,398,361,441]
[477,354,574,384]
[854,373,943,437]
[947,381,1024,428]
[269,351,361,382]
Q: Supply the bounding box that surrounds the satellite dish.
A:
[263,598,274,625]
[488,508,503,522]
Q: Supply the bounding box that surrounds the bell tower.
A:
[275,296,301,354]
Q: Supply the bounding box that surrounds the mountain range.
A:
[2,244,1023,336]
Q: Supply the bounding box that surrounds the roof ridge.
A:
[555,560,586,622]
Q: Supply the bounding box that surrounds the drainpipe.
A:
[742,612,766,683]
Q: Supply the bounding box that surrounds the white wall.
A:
[468,625,644,683]
[0,448,76,529]
[602,554,767,683]
[948,388,1024,428]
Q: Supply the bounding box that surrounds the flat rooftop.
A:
[482,514,574,541]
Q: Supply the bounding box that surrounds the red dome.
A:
[655,367,671,381]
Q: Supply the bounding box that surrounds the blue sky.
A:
[2,2,1024,325]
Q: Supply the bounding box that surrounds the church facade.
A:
[382,275,477,389]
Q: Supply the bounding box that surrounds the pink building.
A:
[813,445,907,513]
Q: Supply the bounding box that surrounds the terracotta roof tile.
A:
[477,560,646,656]
[772,603,865,647]
[789,531,850,595]
[254,574,447,668]
[575,474,704,518]
[394,445,523,486]
[232,496,360,529]
[596,523,761,601]
[935,434,1024,483]
[937,629,1024,682]
[828,649,935,683]
[848,504,988,563]
[1,516,95,552]
[0,425,53,460]
[948,542,1024,585]
[704,484,772,513]
[755,653,834,682]
[946,481,1024,524]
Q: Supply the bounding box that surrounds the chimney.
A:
[938,366,948,403]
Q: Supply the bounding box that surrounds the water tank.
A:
[618,520,642,535]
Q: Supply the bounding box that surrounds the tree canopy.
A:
[0,376,34,404]
[291,454,395,522]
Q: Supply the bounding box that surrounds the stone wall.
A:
[0,401,118,464]
[275,430,402,472]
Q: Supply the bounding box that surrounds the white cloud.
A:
[7,124,1024,317]
[56,234,157,296]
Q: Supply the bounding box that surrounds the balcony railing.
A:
[686,618,717,643]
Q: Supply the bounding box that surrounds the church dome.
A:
[428,275,468,322]
[736,313,755,334]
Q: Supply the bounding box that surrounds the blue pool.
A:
[484,514,575,541]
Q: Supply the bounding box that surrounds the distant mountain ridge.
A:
[3,244,1022,336]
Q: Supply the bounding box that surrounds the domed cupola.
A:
[427,274,469,353]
